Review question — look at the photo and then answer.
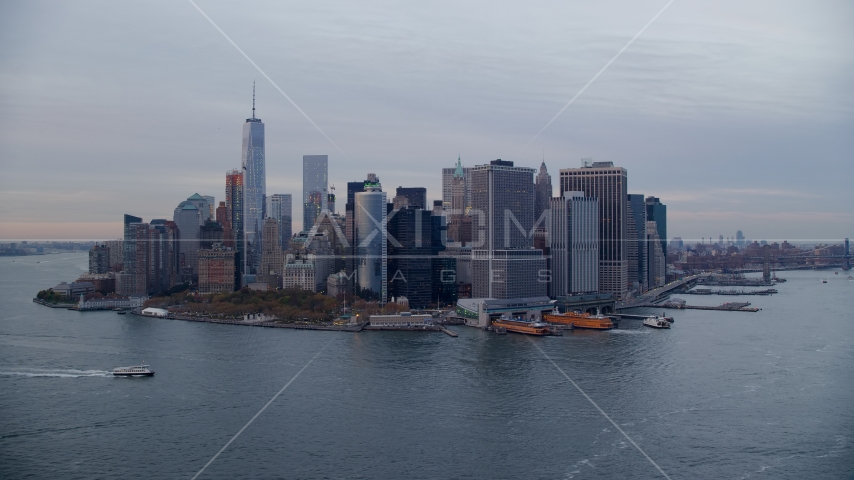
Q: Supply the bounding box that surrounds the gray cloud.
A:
[0,0,851,241]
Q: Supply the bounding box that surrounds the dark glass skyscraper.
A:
[395,187,427,209]
[645,196,667,261]
[627,193,648,291]
[242,87,265,275]
[387,205,432,308]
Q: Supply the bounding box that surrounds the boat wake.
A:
[0,368,111,378]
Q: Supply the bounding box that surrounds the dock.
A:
[683,288,777,296]
[438,325,458,337]
[658,301,760,312]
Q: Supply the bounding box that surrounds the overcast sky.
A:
[1,0,852,242]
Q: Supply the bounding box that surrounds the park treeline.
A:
[35,289,69,304]
[145,288,340,322]
[144,287,413,323]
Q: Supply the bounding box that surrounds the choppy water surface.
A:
[1,255,852,479]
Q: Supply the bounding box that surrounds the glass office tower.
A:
[242,90,265,275]
[302,155,328,231]
[354,184,387,303]
[266,193,293,250]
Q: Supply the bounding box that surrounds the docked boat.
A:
[491,316,551,336]
[112,364,154,377]
[544,310,614,330]
[643,316,671,329]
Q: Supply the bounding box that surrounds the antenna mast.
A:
[252,80,256,119]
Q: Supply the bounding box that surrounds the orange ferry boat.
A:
[544,310,614,330]
[491,316,552,336]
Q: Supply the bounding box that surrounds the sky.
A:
[1,0,852,242]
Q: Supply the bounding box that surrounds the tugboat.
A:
[643,315,671,329]
[112,364,154,377]
[822,279,828,283]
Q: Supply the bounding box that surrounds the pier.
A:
[684,288,777,296]
[656,301,760,312]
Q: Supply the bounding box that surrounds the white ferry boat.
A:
[112,364,154,377]
[643,316,671,329]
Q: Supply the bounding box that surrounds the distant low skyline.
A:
[1,0,851,241]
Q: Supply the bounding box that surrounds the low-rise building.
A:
[369,312,432,327]
[326,271,349,299]
[455,296,555,328]
[76,273,116,294]
[53,281,95,298]
[77,293,147,310]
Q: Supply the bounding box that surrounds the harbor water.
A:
[1,254,852,479]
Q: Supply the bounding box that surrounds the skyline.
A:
[1,0,852,241]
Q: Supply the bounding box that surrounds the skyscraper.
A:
[442,159,472,211]
[117,215,149,295]
[344,179,367,287]
[470,160,546,299]
[173,202,201,283]
[202,195,215,221]
[266,194,293,250]
[89,244,110,274]
[215,201,232,248]
[627,193,648,292]
[242,85,265,275]
[559,161,628,299]
[186,193,213,225]
[387,205,432,308]
[549,192,599,297]
[354,182,387,303]
[534,160,552,223]
[122,214,142,274]
[148,219,179,294]
[260,217,284,280]
[303,154,328,231]
[448,157,466,242]
[225,169,244,276]
[395,187,427,210]
[646,221,665,287]
[645,196,667,267]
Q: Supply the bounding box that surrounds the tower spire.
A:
[252,80,256,119]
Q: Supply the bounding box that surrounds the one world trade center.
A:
[242,84,265,278]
